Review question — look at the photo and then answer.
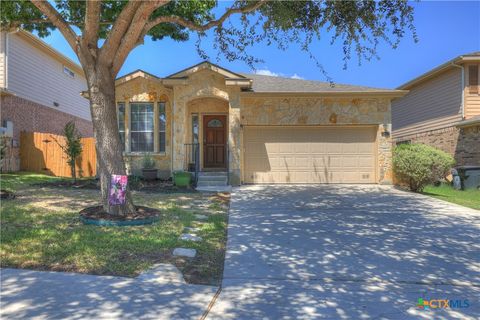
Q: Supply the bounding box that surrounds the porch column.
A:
[172,99,187,171]
[228,93,242,186]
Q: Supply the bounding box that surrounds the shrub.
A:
[393,143,455,192]
[141,153,156,169]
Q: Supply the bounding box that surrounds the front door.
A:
[203,115,227,168]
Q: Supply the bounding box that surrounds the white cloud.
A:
[254,69,280,77]
[291,73,304,80]
[254,68,304,80]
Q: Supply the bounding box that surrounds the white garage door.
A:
[243,126,377,184]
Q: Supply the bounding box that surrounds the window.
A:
[468,65,479,94]
[63,66,75,78]
[158,102,166,152]
[207,118,223,127]
[130,103,154,152]
[192,113,199,144]
[117,103,125,151]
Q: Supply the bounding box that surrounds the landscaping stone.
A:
[137,263,185,284]
[179,234,202,242]
[173,248,197,258]
[194,214,208,220]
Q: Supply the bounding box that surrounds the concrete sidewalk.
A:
[1,267,217,319]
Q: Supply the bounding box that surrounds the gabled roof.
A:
[242,73,399,94]
[165,61,247,79]
[114,62,406,97]
[115,69,162,86]
[397,52,480,90]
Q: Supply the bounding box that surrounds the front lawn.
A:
[422,183,480,210]
[0,172,229,285]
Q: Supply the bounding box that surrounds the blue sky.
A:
[41,1,479,89]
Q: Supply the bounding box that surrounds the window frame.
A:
[130,102,155,153]
[468,65,479,95]
[117,101,167,154]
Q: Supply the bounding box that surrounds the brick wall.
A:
[1,95,93,141]
[1,94,93,172]
[395,125,480,166]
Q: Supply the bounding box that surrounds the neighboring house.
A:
[392,53,480,165]
[115,62,406,186]
[0,30,93,171]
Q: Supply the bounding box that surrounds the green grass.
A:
[422,183,480,210]
[0,172,228,285]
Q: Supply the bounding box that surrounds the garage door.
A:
[243,126,377,184]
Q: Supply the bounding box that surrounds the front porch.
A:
[181,98,231,189]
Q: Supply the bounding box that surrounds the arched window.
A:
[207,119,223,128]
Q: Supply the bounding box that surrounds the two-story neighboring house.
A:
[0,29,93,171]
[392,52,480,166]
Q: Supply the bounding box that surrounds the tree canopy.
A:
[1,0,417,78]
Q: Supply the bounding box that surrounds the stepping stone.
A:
[179,233,202,242]
[184,227,201,233]
[173,248,197,258]
[137,263,185,284]
[194,214,208,220]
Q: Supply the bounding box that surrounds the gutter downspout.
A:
[451,62,465,119]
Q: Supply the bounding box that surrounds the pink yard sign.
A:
[109,174,128,205]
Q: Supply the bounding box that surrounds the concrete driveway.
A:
[208,185,480,319]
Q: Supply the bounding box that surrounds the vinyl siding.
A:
[6,32,90,120]
[465,62,480,119]
[0,32,6,88]
[392,68,462,130]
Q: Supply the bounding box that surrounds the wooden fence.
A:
[20,131,97,177]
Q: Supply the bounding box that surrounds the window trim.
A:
[117,101,167,154]
[130,102,155,153]
[468,64,479,95]
[63,66,75,78]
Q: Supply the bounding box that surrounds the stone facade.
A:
[395,125,480,166]
[115,69,394,185]
[0,95,93,172]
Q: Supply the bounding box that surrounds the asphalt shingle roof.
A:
[240,73,393,93]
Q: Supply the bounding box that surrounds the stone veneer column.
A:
[228,100,242,186]
[172,99,186,171]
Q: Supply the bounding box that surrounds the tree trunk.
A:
[86,63,135,215]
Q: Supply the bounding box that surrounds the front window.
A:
[130,103,154,152]
[117,103,125,151]
[159,102,166,152]
[192,113,199,144]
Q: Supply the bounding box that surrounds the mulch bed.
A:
[79,205,161,221]
[0,189,15,200]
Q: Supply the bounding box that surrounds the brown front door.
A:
[203,115,227,168]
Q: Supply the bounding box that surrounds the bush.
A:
[393,143,455,192]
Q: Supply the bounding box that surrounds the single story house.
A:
[115,62,407,186]
[392,52,480,165]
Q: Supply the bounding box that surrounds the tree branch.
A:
[112,1,170,76]
[144,0,266,34]
[99,1,143,64]
[84,0,101,49]
[30,0,79,53]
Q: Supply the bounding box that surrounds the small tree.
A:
[61,121,83,182]
[393,143,455,192]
